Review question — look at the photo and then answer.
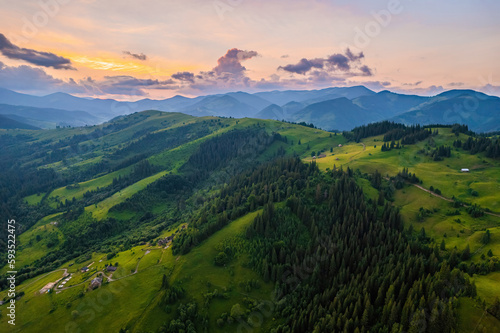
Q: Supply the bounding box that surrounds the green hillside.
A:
[0,114,499,332]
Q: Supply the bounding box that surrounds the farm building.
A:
[158,235,174,246]
[81,267,89,272]
[90,277,102,290]
[460,168,470,172]
[106,265,117,272]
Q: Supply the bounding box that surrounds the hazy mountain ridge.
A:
[0,103,101,129]
[0,87,498,132]
[0,114,40,129]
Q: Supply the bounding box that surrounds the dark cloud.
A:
[325,54,350,71]
[278,58,324,75]
[172,71,195,83]
[175,48,261,94]
[123,51,147,61]
[213,48,258,77]
[278,49,372,77]
[280,54,289,58]
[359,65,372,76]
[0,33,75,70]
[345,49,364,61]
[448,82,464,87]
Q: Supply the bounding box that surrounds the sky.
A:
[0,0,499,100]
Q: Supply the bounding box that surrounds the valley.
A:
[0,113,499,332]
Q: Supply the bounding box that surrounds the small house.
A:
[158,235,174,246]
[90,277,102,290]
[338,144,343,147]
[81,267,89,273]
[460,168,470,173]
[106,265,117,272]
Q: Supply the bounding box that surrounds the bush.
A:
[214,252,228,266]
[231,303,244,319]
[71,310,79,319]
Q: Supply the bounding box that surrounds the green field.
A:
[2,117,500,332]
[311,129,500,213]
[0,209,275,333]
[85,170,169,219]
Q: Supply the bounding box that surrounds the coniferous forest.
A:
[0,114,499,333]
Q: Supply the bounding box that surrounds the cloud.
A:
[213,48,258,77]
[278,49,372,77]
[78,75,178,96]
[123,51,147,61]
[0,61,179,96]
[391,85,445,96]
[175,48,372,95]
[359,65,372,76]
[353,80,391,91]
[0,33,75,70]
[448,82,464,87]
[325,54,350,71]
[478,84,500,97]
[172,71,195,83]
[402,81,422,86]
[278,58,324,75]
[0,61,82,94]
[345,49,364,62]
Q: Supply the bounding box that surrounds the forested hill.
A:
[0,113,499,332]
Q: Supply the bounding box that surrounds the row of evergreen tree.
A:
[453,137,500,158]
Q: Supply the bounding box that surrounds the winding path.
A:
[382,175,500,218]
[18,268,67,293]
[408,182,500,218]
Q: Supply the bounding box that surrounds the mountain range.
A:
[0,86,499,132]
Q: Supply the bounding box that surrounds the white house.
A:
[461,168,470,172]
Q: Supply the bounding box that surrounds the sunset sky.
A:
[0,0,499,100]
